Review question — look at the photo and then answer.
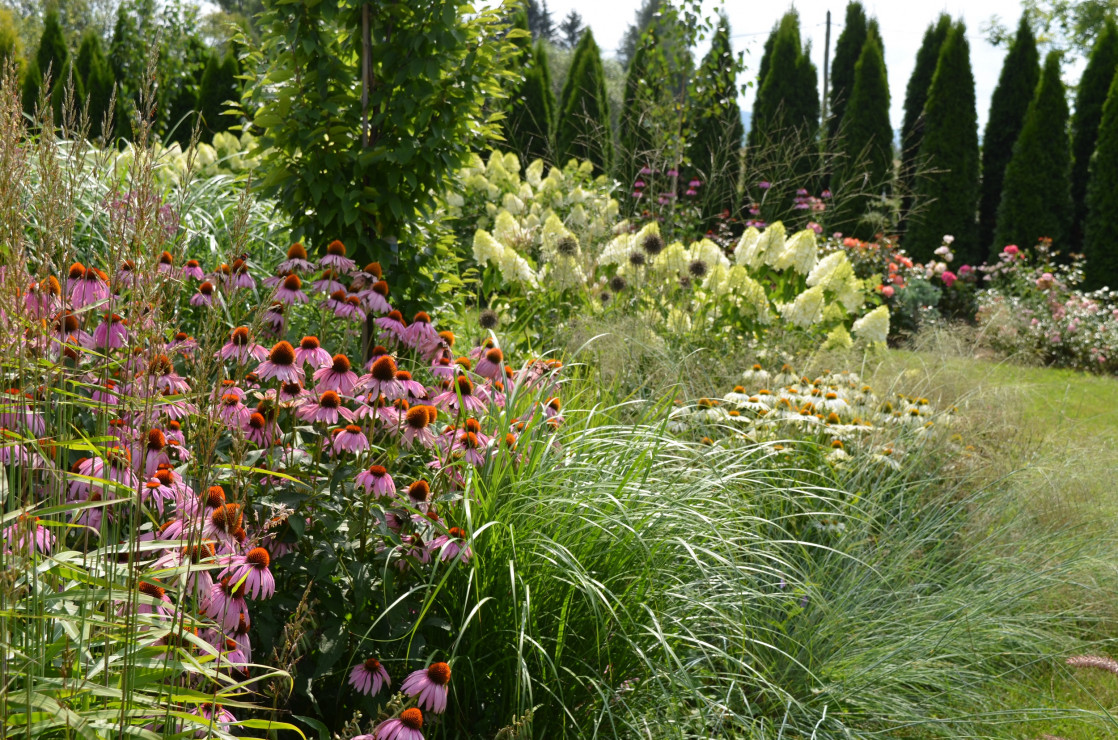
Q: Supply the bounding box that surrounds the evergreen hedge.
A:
[906,21,979,263]
[828,2,868,141]
[978,14,1039,256]
[994,52,1072,252]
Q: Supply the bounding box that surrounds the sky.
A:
[542,0,1052,131]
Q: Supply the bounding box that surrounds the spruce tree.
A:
[76,30,114,140]
[556,29,612,172]
[687,13,742,222]
[505,12,554,164]
[828,2,868,140]
[1083,64,1118,289]
[899,14,951,230]
[978,14,1039,255]
[995,52,1072,252]
[558,10,583,49]
[834,34,891,240]
[1071,19,1118,250]
[906,22,980,263]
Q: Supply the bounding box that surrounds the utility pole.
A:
[822,10,831,128]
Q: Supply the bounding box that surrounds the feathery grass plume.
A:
[1065,655,1118,674]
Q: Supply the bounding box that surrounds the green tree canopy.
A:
[1084,55,1118,289]
[834,34,892,240]
[0,7,22,69]
[556,29,612,172]
[995,52,1072,252]
[504,12,554,164]
[978,13,1040,255]
[907,21,980,263]
[1071,18,1118,249]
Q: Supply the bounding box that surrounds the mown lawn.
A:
[880,349,1118,739]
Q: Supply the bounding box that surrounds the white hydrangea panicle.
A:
[852,305,890,344]
[599,231,633,267]
[653,241,690,278]
[806,251,851,290]
[688,239,730,273]
[525,158,545,187]
[496,246,538,288]
[758,221,787,267]
[472,229,505,266]
[779,285,826,328]
[540,213,578,261]
[823,325,854,350]
[774,229,818,276]
[665,307,692,333]
[835,276,865,312]
[540,256,585,290]
[463,173,489,193]
[445,191,465,209]
[503,151,520,175]
[518,181,534,203]
[733,226,762,267]
[502,192,525,216]
[492,210,523,248]
[569,203,589,230]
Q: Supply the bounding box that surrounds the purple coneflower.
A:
[348,657,391,696]
[433,375,488,414]
[376,310,408,342]
[313,354,359,396]
[359,356,402,400]
[243,412,275,447]
[297,390,354,424]
[395,370,428,402]
[256,341,304,384]
[219,393,250,429]
[474,347,504,381]
[196,703,236,734]
[312,269,345,295]
[2,514,54,554]
[69,264,109,308]
[190,280,215,306]
[202,577,249,631]
[167,331,198,355]
[402,405,437,449]
[428,527,472,563]
[332,424,369,455]
[360,279,392,314]
[404,311,439,350]
[322,289,348,315]
[277,242,316,273]
[222,546,275,600]
[401,662,451,714]
[203,503,243,550]
[183,259,204,280]
[218,327,268,364]
[157,251,174,273]
[25,276,61,317]
[366,708,425,740]
[92,313,129,350]
[135,580,174,618]
[355,464,396,497]
[273,273,308,305]
[294,336,332,368]
[319,239,357,271]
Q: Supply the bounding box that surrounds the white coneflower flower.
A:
[852,305,890,344]
[741,364,770,386]
[779,286,827,328]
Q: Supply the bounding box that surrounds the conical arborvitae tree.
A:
[76,30,114,140]
[36,9,68,86]
[995,52,1072,252]
[1071,19,1118,250]
[556,29,612,172]
[834,34,892,240]
[978,14,1039,255]
[505,11,555,163]
[1083,66,1118,289]
[899,13,951,230]
[747,26,776,150]
[907,22,980,263]
[827,2,868,140]
[753,11,818,145]
[617,28,656,188]
[197,48,240,138]
[687,14,743,222]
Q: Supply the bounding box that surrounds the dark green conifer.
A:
[906,22,980,263]
[76,30,114,140]
[197,48,240,137]
[504,11,555,163]
[995,52,1072,252]
[556,29,612,172]
[978,14,1040,254]
[686,13,742,221]
[834,34,892,240]
[828,2,868,140]
[1071,18,1118,250]
[899,14,951,231]
[1083,60,1118,289]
